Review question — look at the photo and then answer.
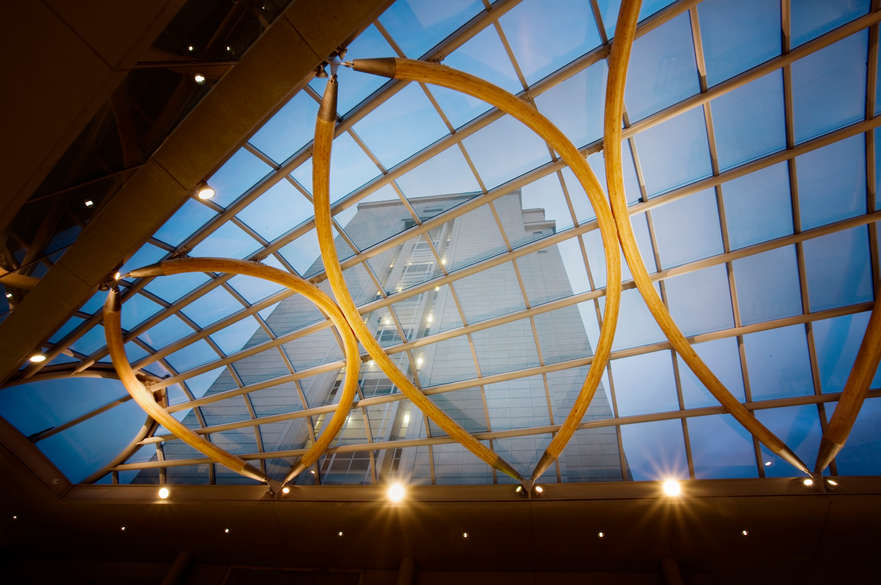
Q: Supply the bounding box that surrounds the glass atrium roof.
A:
[3,0,881,487]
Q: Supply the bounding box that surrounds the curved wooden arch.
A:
[326,59,624,483]
[603,0,808,474]
[108,257,361,486]
[815,299,881,472]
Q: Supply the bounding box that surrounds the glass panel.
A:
[228,271,285,304]
[353,82,449,169]
[484,375,549,430]
[547,366,617,425]
[454,262,525,323]
[236,180,312,241]
[624,12,698,121]
[588,148,642,206]
[462,114,551,188]
[395,144,480,199]
[517,238,590,305]
[189,220,260,259]
[249,92,319,164]
[261,295,324,338]
[166,339,219,373]
[619,419,689,481]
[427,387,488,435]
[153,198,216,248]
[678,336,745,408]
[609,285,666,351]
[338,185,409,251]
[744,325,813,401]
[665,264,734,336]
[279,229,323,277]
[756,405,822,476]
[595,0,678,37]
[499,0,601,85]
[699,0,781,86]
[120,242,166,276]
[791,31,867,143]
[733,245,802,325]
[120,294,162,331]
[282,327,342,372]
[432,441,493,484]
[795,135,866,230]
[144,272,209,303]
[557,427,623,482]
[813,311,881,394]
[329,132,381,203]
[722,163,793,250]
[70,324,105,356]
[207,148,273,208]
[471,318,540,376]
[494,434,556,483]
[140,314,193,350]
[419,335,478,386]
[791,0,870,47]
[835,396,881,475]
[49,316,83,344]
[181,286,244,328]
[803,227,872,312]
[633,107,712,197]
[535,61,608,148]
[534,303,593,365]
[211,316,263,356]
[711,71,786,171]
[651,189,723,268]
[688,414,758,479]
[379,0,483,58]
[612,350,679,417]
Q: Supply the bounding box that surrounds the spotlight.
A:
[224,528,230,534]
[826,478,838,487]
[194,74,206,84]
[462,532,469,539]
[158,487,170,499]
[28,354,46,364]
[416,355,424,368]
[121,526,126,532]
[534,485,544,495]
[598,531,605,538]
[84,199,94,208]
[337,530,344,536]
[434,286,440,291]
[114,272,121,281]
[310,469,316,475]
[802,478,814,487]
[764,460,773,467]
[515,485,523,493]
[281,486,290,495]
[5,292,12,299]
[387,481,406,503]
[12,515,17,520]
[196,185,215,200]
[187,45,194,52]
[741,529,748,536]
[661,478,682,497]
[226,45,232,52]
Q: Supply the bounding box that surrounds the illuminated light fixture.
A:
[741,529,748,536]
[157,487,170,499]
[196,185,215,200]
[28,354,46,364]
[367,359,375,367]
[416,355,424,368]
[826,478,839,487]
[396,286,403,292]
[386,482,406,503]
[281,486,290,495]
[425,313,433,324]
[225,45,232,52]
[661,478,682,497]
[5,292,12,299]
[764,460,773,467]
[598,531,605,538]
[441,257,447,266]
[194,73,206,84]
[121,526,126,532]
[337,530,344,537]
[310,469,316,475]
[534,485,544,495]
[376,290,381,296]
[12,515,17,520]
[434,286,440,292]
[514,485,523,494]
[389,263,394,268]
[187,44,194,52]
[462,532,469,539]
[114,272,121,281]
[84,199,94,208]
[382,317,391,325]
[802,478,814,487]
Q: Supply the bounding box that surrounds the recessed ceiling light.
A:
[387,482,406,503]
[158,487,170,499]
[28,354,46,364]
[764,460,773,467]
[194,74,206,84]
[281,486,290,494]
[661,478,682,497]
[826,478,838,486]
[121,526,126,532]
[224,528,230,534]
[187,45,194,52]
[741,529,748,536]
[5,292,12,299]
[12,515,17,520]
[802,478,814,487]
[84,199,94,208]
[226,45,232,52]
[534,485,544,494]
[462,531,469,539]
[337,530,343,536]
[310,469,316,475]
[598,531,605,538]
[197,186,215,200]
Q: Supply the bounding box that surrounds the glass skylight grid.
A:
[7,0,881,487]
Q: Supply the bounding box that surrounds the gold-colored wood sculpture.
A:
[106,257,362,486]
[603,0,809,474]
[333,58,624,483]
[815,300,881,472]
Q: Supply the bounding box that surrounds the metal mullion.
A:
[868,2,881,295]
[348,127,388,174]
[28,4,881,377]
[243,142,281,171]
[589,0,609,44]
[688,4,762,476]
[147,237,176,253]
